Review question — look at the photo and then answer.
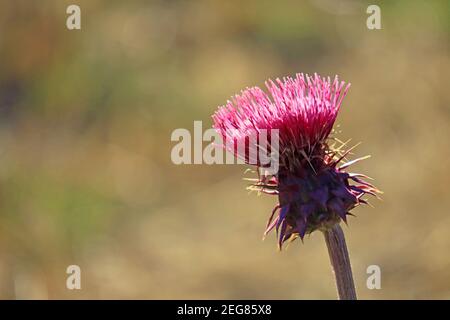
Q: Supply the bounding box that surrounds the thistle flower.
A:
[212,73,381,299]
[213,73,379,245]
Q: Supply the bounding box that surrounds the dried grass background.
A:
[0,0,449,299]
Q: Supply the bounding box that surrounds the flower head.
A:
[212,73,380,249]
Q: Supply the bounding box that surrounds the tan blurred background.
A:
[0,0,449,299]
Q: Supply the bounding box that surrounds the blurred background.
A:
[0,0,449,299]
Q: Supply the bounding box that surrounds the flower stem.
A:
[322,224,357,300]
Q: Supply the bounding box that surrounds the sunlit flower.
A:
[212,73,380,249]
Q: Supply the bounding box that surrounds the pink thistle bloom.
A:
[212,73,380,249]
